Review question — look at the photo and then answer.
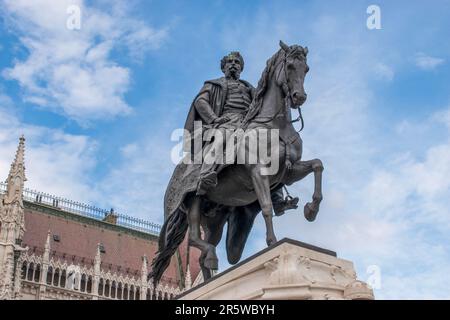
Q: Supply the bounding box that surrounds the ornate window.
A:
[21,262,27,279]
[80,274,87,292]
[117,283,123,300]
[123,284,129,300]
[46,266,53,285]
[27,262,34,281]
[60,270,66,288]
[104,280,110,297]
[130,285,135,300]
[111,281,116,299]
[135,287,140,300]
[86,276,92,293]
[34,264,41,282]
[53,268,60,286]
[98,278,104,296]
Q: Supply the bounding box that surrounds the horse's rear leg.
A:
[200,209,229,280]
[250,166,277,246]
[290,159,324,222]
[187,196,218,279]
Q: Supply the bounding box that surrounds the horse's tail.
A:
[148,208,188,287]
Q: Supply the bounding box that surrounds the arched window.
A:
[117,283,123,300]
[27,263,34,281]
[152,290,157,300]
[86,276,92,293]
[170,294,174,300]
[129,285,135,300]
[21,262,27,279]
[164,292,169,300]
[146,288,151,300]
[123,284,129,300]
[34,264,41,282]
[111,281,116,299]
[46,266,53,285]
[135,287,140,300]
[104,280,110,297]
[80,274,87,292]
[53,268,60,286]
[60,270,66,288]
[98,279,104,296]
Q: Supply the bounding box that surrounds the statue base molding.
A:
[178,238,374,300]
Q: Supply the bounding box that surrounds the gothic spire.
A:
[44,230,51,252]
[141,255,148,284]
[185,263,192,289]
[94,243,102,273]
[4,136,27,204]
[43,230,51,263]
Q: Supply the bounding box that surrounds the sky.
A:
[1,0,449,299]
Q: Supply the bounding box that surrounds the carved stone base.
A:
[178,238,374,300]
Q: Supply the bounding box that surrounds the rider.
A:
[184,51,298,215]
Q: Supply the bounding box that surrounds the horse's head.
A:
[278,41,309,108]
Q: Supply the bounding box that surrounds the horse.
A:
[149,41,324,285]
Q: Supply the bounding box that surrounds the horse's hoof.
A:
[304,202,318,222]
[204,250,218,270]
[204,257,218,270]
[266,237,277,247]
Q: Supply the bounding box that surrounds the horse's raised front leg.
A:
[289,159,324,222]
[187,196,218,280]
[249,165,277,246]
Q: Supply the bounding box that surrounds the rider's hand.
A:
[213,115,230,124]
[285,160,292,170]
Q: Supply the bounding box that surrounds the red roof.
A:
[22,204,201,287]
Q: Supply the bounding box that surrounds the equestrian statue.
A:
[149,41,324,286]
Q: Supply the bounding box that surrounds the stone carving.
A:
[178,240,374,300]
[343,280,375,300]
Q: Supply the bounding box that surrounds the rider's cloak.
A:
[165,77,254,219]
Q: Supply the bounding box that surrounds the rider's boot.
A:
[272,187,299,216]
[196,171,218,196]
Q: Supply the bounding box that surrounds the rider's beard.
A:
[225,68,240,80]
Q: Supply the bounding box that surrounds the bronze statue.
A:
[149,41,324,286]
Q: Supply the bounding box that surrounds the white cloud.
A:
[414,52,445,70]
[432,107,450,131]
[213,8,450,299]
[374,63,395,81]
[97,134,174,224]
[0,96,98,202]
[1,0,167,123]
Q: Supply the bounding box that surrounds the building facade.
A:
[0,137,201,300]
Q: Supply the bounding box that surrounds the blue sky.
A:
[1,0,449,299]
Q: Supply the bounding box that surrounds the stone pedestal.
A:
[178,238,374,300]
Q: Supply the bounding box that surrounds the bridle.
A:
[245,50,307,132]
[279,52,305,132]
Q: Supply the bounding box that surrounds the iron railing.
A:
[0,182,161,235]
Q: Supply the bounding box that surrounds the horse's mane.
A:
[243,48,285,124]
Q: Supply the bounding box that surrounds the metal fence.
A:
[0,182,161,235]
